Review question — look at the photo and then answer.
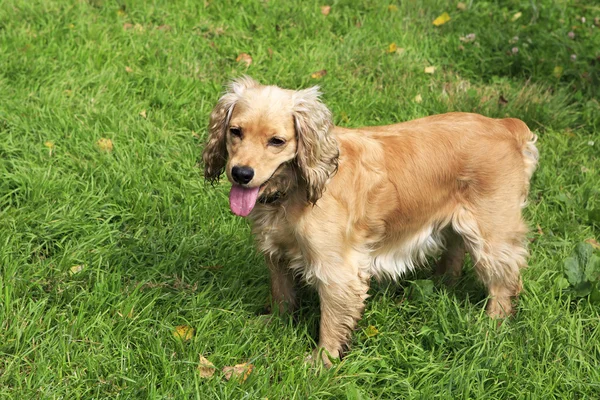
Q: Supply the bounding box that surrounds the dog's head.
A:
[202,77,339,216]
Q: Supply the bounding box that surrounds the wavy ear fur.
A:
[202,76,259,183]
[293,87,339,204]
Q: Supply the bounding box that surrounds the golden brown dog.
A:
[203,77,539,366]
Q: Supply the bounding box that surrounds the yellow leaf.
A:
[69,264,84,275]
[125,66,133,73]
[173,325,195,341]
[198,355,216,378]
[321,5,331,16]
[414,94,423,103]
[433,12,451,26]
[222,363,253,382]
[139,110,147,119]
[365,325,379,337]
[456,2,467,11]
[424,66,436,74]
[553,66,563,78]
[236,53,253,67]
[311,69,327,79]
[44,141,55,149]
[117,9,126,17]
[97,138,114,152]
[585,238,600,250]
[511,12,522,22]
[388,5,398,12]
[387,42,397,53]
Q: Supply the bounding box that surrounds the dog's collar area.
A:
[258,191,283,205]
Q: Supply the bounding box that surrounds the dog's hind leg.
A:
[435,228,466,285]
[452,206,528,318]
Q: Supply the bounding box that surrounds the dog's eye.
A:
[268,137,286,147]
[230,127,242,139]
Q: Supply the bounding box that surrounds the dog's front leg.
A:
[267,255,297,315]
[315,271,370,367]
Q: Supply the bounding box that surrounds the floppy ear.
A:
[202,76,259,183]
[292,86,339,204]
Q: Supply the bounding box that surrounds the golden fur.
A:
[203,77,539,366]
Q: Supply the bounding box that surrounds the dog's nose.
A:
[231,166,254,185]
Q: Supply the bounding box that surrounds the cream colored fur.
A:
[203,77,539,367]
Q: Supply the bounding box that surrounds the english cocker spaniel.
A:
[203,77,539,366]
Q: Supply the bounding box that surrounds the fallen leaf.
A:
[156,25,172,31]
[456,2,467,11]
[223,363,253,382]
[387,42,398,53]
[424,66,436,74]
[64,89,73,96]
[236,53,253,67]
[414,94,423,103]
[123,23,133,30]
[198,355,216,378]
[585,238,600,250]
[125,66,133,73]
[117,9,126,17]
[134,23,144,32]
[388,5,398,12]
[139,110,147,119]
[320,5,331,16]
[44,141,55,149]
[311,69,327,79]
[511,12,522,22]
[537,224,544,235]
[69,264,84,275]
[498,95,508,105]
[459,33,476,43]
[553,66,563,78]
[365,325,379,337]
[433,12,451,26]
[97,138,114,152]
[173,325,195,341]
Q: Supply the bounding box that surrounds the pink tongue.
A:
[229,185,260,217]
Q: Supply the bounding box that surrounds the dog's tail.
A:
[502,118,539,207]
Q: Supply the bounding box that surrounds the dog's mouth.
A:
[229,164,289,217]
[229,184,261,217]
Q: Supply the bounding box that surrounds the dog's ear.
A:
[292,86,339,204]
[202,76,259,183]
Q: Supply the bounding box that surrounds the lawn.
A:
[1,0,599,398]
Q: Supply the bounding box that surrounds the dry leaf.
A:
[236,53,253,67]
[156,25,172,31]
[125,66,133,73]
[414,94,423,103]
[198,355,216,378]
[97,138,114,152]
[139,110,147,119]
[123,23,133,30]
[173,325,195,341]
[585,238,600,250]
[433,12,451,26]
[459,33,476,43]
[365,325,379,337]
[387,42,398,53]
[69,264,84,275]
[388,5,398,12]
[456,2,467,11]
[311,69,327,79]
[321,5,331,16]
[424,66,436,74]
[552,65,563,79]
[511,12,522,22]
[222,363,253,382]
[498,95,508,106]
[134,23,144,32]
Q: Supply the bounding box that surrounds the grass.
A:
[0,0,599,398]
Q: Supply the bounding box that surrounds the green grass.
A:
[1,0,599,398]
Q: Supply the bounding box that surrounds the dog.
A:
[202,76,539,366]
